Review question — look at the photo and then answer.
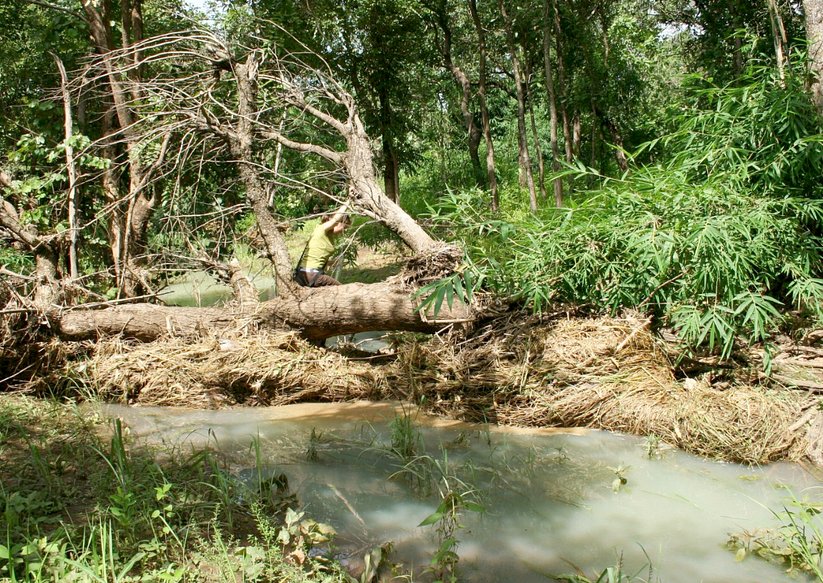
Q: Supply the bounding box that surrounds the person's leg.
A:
[310,273,341,286]
[294,270,309,286]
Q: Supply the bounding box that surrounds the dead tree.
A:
[2,27,473,342]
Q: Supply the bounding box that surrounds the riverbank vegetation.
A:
[0,395,358,582]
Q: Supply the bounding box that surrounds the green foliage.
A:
[390,409,422,462]
[412,452,483,583]
[425,62,823,357]
[652,59,823,198]
[0,246,33,274]
[414,262,485,319]
[0,396,350,583]
[728,487,823,581]
[555,551,656,583]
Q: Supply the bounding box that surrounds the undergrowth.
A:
[727,487,823,581]
[422,58,823,361]
[0,395,351,582]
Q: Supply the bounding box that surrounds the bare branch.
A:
[259,128,343,163]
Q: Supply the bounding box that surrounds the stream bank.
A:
[33,311,823,467]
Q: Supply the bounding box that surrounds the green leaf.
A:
[463,501,484,513]
[418,511,443,527]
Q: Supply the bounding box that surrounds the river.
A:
[99,401,822,582]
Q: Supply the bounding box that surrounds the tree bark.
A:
[382,134,400,203]
[52,281,471,342]
[805,0,823,112]
[468,0,499,211]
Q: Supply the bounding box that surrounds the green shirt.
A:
[301,224,335,270]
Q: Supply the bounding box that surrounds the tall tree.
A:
[467,0,499,210]
[429,0,484,186]
[303,0,436,202]
[805,0,823,111]
[81,0,172,297]
[498,0,538,212]
[542,0,563,206]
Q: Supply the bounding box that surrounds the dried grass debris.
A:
[68,312,816,465]
[84,331,393,408]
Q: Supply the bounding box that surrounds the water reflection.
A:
[101,402,821,582]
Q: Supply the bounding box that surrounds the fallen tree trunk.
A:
[52,281,472,342]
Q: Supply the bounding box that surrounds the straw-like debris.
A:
[388,243,463,289]
[68,313,817,465]
[82,331,394,408]
[395,313,813,464]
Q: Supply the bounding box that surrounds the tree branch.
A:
[21,0,86,21]
[259,128,343,163]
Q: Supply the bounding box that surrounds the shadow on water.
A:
[100,401,822,583]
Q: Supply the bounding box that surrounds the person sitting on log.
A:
[294,204,352,287]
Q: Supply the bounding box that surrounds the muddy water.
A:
[158,271,278,306]
[100,401,821,582]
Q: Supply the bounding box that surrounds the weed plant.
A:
[0,396,352,582]
[727,487,823,581]
[379,412,485,582]
[555,550,657,583]
[424,58,823,360]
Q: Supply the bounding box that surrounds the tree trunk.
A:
[468,0,499,211]
[542,0,563,207]
[498,0,538,212]
[382,136,400,202]
[81,0,159,298]
[53,54,79,280]
[52,281,471,342]
[344,111,437,254]
[551,0,573,164]
[524,59,547,201]
[768,0,788,83]
[0,180,61,308]
[232,54,297,292]
[378,87,399,202]
[805,0,823,112]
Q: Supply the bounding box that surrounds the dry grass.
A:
[67,313,814,465]
[394,313,811,464]
[83,331,394,408]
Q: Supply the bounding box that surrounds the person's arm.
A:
[319,202,350,231]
